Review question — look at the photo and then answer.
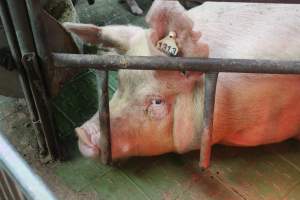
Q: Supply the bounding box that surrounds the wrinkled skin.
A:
[63,0,300,160]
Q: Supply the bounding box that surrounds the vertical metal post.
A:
[97,71,112,165]
[0,0,48,157]
[200,72,218,169]
[24,0,63,160]
[0,0,63,161]
[25,0,53,90]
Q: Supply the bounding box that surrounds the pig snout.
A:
[75,114,101,158]
[75,95,132,160]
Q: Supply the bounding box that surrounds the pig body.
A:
[64,1,300,160]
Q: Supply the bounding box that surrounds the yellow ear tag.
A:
[156,31,179,57]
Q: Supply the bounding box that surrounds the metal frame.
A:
[1,0,300,169]
[0,0,60,161]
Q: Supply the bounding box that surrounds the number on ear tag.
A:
[156,31,179,57]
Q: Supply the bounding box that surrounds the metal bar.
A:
[53,53,300,74]
[97,71,112,165]
[25,0,53,92]
[21,53,62,162]
[0,132,57,200]
[0,170,13,200]
[4,0,61,161]
[24,0,63,160]
[5,0,35,54]
[0,0,48,157]
[1,169,25,200]
[200,72,218,169]
[0,175,9,200]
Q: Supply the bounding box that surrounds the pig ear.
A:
[63,22,102,44]
[155,70,202,92]
[146,0,209,58]
[63,22,143,52]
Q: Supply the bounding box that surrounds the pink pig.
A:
[63,1,300,161]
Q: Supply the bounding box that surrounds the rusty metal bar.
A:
[25,0,53,89]
[0,169,27,200]
[200,72,218,169]
[53,53,300,74]
[21,53,60,162]
[0,132,57,200]
[2,0,62,161]
[97,71,112,165]
[25,0,63,160]
[52,0,300,168]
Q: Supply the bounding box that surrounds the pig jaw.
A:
[75,120,175,160]
[76,93,176,160]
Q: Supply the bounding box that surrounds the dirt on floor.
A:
[0,95,98,199]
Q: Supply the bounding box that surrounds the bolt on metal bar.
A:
[52,53,300,74]
[0,132,57,200]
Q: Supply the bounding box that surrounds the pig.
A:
[63,0,300,161]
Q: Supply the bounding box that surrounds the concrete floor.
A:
[1,0,300,199]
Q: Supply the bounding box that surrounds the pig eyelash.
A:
[144,96,165,114]
[145,95,164,104]
[151,99,162,105]
[145,97,168,120]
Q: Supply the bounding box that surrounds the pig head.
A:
[63,0,300,161]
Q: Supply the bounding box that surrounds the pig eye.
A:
[146,97,168,120]
[152,99,162,105]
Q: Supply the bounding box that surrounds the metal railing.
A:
[1,0,300,170]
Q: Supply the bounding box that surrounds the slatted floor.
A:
[1,0,300,199]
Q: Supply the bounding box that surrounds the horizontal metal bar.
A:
[0,132,57,200]
[53,53,300,74]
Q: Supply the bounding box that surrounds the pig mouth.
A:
[75,127,101,158]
